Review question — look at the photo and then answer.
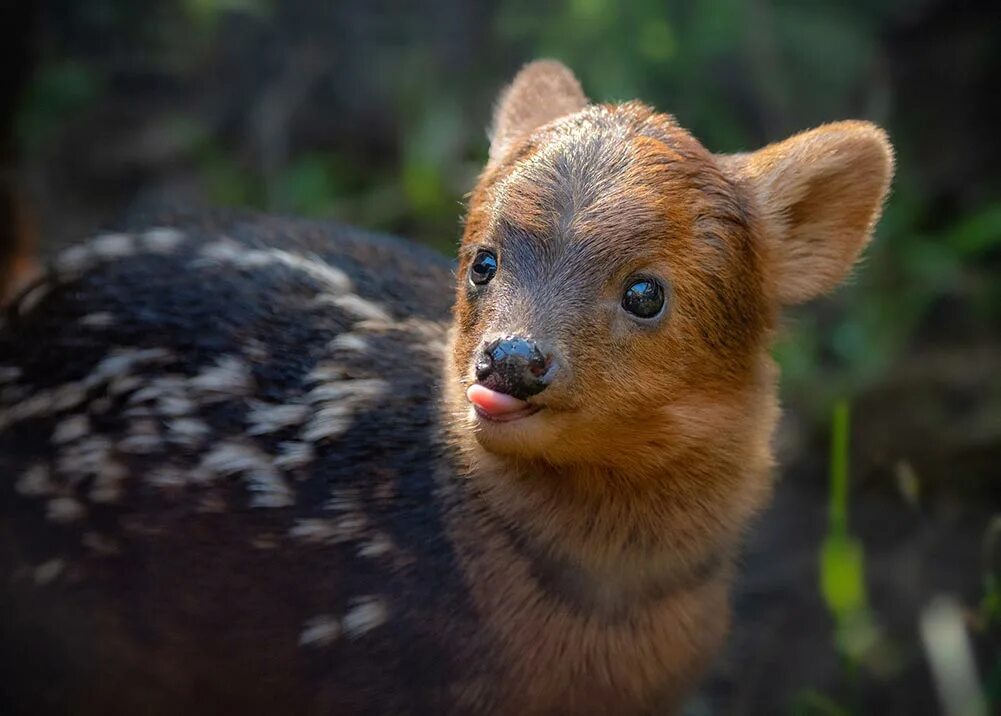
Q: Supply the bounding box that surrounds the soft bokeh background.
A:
[1,1,998,713]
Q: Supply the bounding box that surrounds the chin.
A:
[471,404,562,458]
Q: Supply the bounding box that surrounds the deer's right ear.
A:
[720,121,894,305]
[489,60,588,164]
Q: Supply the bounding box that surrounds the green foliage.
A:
[820,401,880,663]
[811,401,903,710]
[821,534,866,618]
[16,61,103,151]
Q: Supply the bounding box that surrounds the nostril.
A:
[527,347,548,378]
[474,355,494,380]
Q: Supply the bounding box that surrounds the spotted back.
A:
[0,213,488,713]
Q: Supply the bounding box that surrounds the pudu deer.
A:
[0,61,892,714]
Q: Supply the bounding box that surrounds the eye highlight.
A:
[469,250,498,286]
[621,278,665,319]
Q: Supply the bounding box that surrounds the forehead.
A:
[480,103,720,263]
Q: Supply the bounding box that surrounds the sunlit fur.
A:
[442,60,892,712]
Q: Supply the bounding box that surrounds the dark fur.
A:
[0,213,491,714]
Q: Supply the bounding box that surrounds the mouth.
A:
[466,384,542,423]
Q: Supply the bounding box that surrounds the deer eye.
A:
[469,250,498,286]
[621,278,665,319]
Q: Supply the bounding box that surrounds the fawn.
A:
[0,61,892,714]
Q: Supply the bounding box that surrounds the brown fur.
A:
[442,60,893,712]
[0,181,41,306]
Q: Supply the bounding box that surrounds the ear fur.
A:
[489,60,588,164]
[721,121,894,304]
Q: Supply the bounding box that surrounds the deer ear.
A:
[489,60,588,164]
[721,121,894,304]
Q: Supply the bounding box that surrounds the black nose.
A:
[475,335,551,400]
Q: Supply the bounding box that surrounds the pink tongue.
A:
[466,384,530,417]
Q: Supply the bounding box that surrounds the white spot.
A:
[328,333,370,353]
[246,401,310,436]
[255,249,352,293]
[166,417,211,447]
[127,374,187,404]
[17,282,50,315]
[85,348,173,389]
[89,460,128,503]
[117,435,162,455]
[195,244,353,294]
[147,466,187,489]
[301,379,387,443]
[52,414,90,444]
[305,379,388,405]
[190,357,254,402]
[79,311,115,327]
[0,382,87,431]
[273,441,314,470]
[306,362,347,385]
[55,244,94,275]
[47,497,85,523]
[117,420,162,454]
[15,464,55,497]
[156,394,195,417]
[324,488,361,513]
[199,441,293,508]
[55,435,112,478]
[109,374,143,396]
[289,513,367,544]
[50,382,89,412]
[141,227,185,253]
[342,597,388,638]
[333,512,368,539]
[197,239,243,263]
[289,518,338,543]
[91,233,135,260]
[301,404,355,443]
[242,338,269,361]
[299,615,341,647]
[34,559,66,585]
[357,532,394,558]
[316,293,390,322]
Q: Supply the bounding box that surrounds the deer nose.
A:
[475,335,552,400]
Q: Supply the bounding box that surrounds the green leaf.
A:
[820,533,867,616]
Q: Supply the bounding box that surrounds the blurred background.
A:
[0,0,998,713]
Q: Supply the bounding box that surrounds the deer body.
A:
[0,62,893,714]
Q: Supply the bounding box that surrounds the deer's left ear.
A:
[720,121,894,304]
[489,60,588,165]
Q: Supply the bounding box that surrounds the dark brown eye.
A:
[622,278,665,319]
[469,250,497,286]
